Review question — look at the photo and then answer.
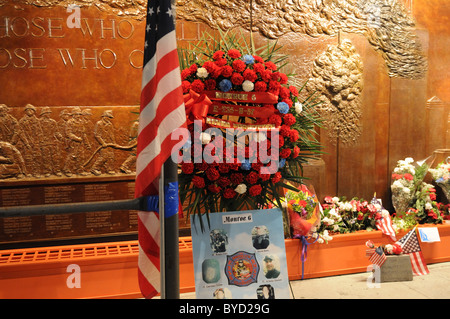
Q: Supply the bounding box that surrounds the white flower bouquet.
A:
[429,158,450,202]
[390,157,416,214]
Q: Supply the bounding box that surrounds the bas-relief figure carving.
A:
[0,104,137,180]
[306,39,364,145]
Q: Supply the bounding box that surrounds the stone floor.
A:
[176,261,450,299]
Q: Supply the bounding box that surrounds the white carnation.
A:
[294,102,303,114]
[196,67,209,78]
[234,184,247,194]
[200,132,211,144]
[242,80,254,92]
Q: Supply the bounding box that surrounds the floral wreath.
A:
[177,32,322,220]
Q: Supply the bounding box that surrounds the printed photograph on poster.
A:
[190,208,291,299]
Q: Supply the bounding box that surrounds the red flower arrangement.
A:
[177,33,322,217]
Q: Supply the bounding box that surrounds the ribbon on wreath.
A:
[204,90,278,104]
[184,90,212,125]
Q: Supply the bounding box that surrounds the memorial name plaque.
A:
[0,179,139,245]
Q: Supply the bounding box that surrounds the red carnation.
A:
[223,188,237,199]
[269,114,282,127]
[280,148,291,159]
[191,79,205,93]
[181,162,194,174]
[232,59,246,72]
[264,61,277,71]
[195,161,208,171]
[280,86,290,99]
[221,65,233,78]
[181,68,192,80]
[292,146,300,158]
[189,64,198,72]
[214,58,228,67]
[205,79,217,90]
[261,70,272,82]
[192,176,205,188]
[279,73,288,84]
[246,171,259,184]
[181,80,191,93]
[404,173,414,181]
[227,49,242,59]
[271,72,280,81]
[243,69,258,82]
[289,129,299,142]
[283,113,296,126]
[271,172,282,183]
[218,163,230,174]
[253,55,264,63]
[289,85,299,96]
[208,184,222,194]
[249,185,262,196]
[202,61,216,73]
[253,63,265,74]
[268,80,281,95]
[206,167,220,181]
[231,72,244,85]
[254,81,267,92]
[279,135,285,147]
[218,177,231,188]
[230,173,244,185]
[279,125,290,137]
[212,50,225,60]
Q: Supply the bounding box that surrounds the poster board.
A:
[190,208,291,299]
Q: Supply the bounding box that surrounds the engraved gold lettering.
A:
[48,18,65,38]
[98,49,116,69]
[57,48,75,67]
[0,16,9,38]
[29,48,46,69]
[128,49,143,68]
[0,48,11,68]
[10,17,29,37]
[13,48,27,68]
[79,18,94,37]
[117,20,134,39]
[31,17,45,37]
[98,19,116,39]
[79,48,99,69]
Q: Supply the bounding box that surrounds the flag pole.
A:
[159,157,180,299]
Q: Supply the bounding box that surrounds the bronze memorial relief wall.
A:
[0,1,146,246]
[1,0,449,246]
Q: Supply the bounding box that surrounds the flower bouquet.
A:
[177,30,323,224]
[284,184,321,238]
[390,157,428,216]
[429,159,450,202]
[319,196,380,234]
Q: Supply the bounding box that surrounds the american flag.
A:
[371,197,397,241]
[368,246,387,267]
[396,228,429,276]
[136,0,186,298]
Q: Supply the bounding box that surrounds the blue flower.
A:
[277,102,289,114]
[279,158,286,168]
[241,160,251,170]
[242,54,255,65]
[219,79,232,92]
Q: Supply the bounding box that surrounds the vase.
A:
[391,188,414,215]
